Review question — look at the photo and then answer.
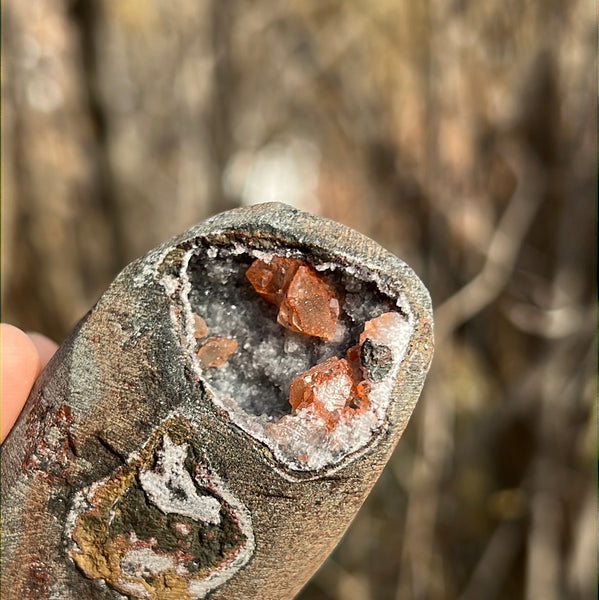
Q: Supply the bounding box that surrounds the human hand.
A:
[1,323,58,443]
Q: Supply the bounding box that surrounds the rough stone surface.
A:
[1,203,433,600]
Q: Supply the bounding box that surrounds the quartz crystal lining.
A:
[178,246,414,473]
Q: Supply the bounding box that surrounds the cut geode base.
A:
[1,203,433,600]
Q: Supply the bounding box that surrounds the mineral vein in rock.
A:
[138,435,221,524]
[66,417,254,600]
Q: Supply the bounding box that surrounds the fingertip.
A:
[1,324,41,442]
[27,332,59,369]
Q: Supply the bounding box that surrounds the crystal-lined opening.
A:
[175,246,413,472]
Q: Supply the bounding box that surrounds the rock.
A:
[0,203,433,600]
[360,339,394,382]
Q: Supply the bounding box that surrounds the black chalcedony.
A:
[360,339,393,382]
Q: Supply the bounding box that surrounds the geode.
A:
[1,203,433,600]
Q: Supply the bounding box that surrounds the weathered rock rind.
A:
[1,203,433,600]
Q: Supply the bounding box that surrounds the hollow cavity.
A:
[176,246,414,473]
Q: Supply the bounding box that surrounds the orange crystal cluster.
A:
[289,356,370,429]
[246,256,339,340]
[287,312,400,428]
[245,254,400,434]
[192,313,237,369]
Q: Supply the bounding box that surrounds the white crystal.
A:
[139,435,221,524]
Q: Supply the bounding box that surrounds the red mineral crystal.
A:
[289,357,361,428]
[246,257,339,340]
[348,381,370,410]
[345,343,363,379]
[193,313,209,339]
[196,336,237,368]
[245,256,301,306]
[285,313,402,429]
[278,266,339,340]
[359,312,401,345]
[290,357,353,411]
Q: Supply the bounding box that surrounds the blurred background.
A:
[1,1,595,599]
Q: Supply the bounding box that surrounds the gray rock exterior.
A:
[1,203,433,600]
